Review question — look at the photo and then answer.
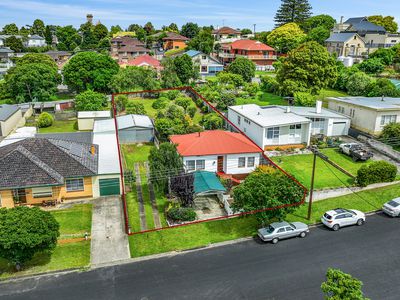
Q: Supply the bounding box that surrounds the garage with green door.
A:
[99,178,120,196]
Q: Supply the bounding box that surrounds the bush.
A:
[346,72,373,96]
[216,72,245,87]
[381,122,400,140]
[294,92,316,107]
[367,78,400,97]
[167,207,196,222]
[260,76,279,93]
[202,113,223,129]
[152,97,169,109]
[115,95,128,112]
[175,96,192,110]
[161,90,181,100]
[356,161,397,187]
[36,112,54,128]
[126,102,146,115]
[75,90,107,111]
[244,82,259,96]
[187,106,197,118]
[357,57,385,74]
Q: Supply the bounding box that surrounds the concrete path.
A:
[144,162,162,228]
[134,163,147,231]
[90,196,130,267]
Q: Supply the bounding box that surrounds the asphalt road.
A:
[1,213,400,300]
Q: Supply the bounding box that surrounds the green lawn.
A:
[271,148,373,190]
[126,191,141,233]
[236,91,287,106]
[129,183,400,258]
[38,120,78,133]
[50,204,92,238]
[128,98,158,118]
[255,71,276,78]
[121,143,155,170]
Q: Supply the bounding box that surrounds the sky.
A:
[0,0,399,32]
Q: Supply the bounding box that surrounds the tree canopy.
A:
[74,90,107,111]
[187,29,214,54]
[274,0,313,27]
[232,166,304,225]
[276,41,338,95]
[0,206,59,267]
[15,53,58,70]
[63,51,119,93]
[110,66,160,93]
[30,19,45,36]
[302,14,336,32]
[180,22,200,39]
[4,36,24,52]
[2,23,19,35]
[368,15,398,33]
[306,26,331,45]
[268,23,306,53]
[173,54,197,84]
[227,57,256,83]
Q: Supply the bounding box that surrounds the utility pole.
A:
[253,24,256,35]
[307,146,318,220]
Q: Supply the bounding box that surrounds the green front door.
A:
[99,178,120,196]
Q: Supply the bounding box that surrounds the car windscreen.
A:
[388,200,400,208]
[324,213,332,220]
[266,226,275,233]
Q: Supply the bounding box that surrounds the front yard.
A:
[0,203,92,279]
[129,183,400,258]
[271,148,373,190]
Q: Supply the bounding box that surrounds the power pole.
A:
[253,24,256,35]
[307,146,318,220]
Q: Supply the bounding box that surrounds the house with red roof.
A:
[170,130,262,176]
[218,39,277,71]
[118,54,162,71]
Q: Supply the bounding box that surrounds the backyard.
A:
[0,203,92,278]
[36,119,78,133]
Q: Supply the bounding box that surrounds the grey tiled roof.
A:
[0,105,20,121]
[36,132,93,144]
[345,17,386,33]
[0,138,98,189]
[326,33,359,43]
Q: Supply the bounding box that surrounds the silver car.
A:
[258,221,309,244]
[382,197,400,217]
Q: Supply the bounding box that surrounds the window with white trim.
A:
[289,124,302,143]
[338,106,345,114]
[266,127,280,143]
[66,178,84,192]
[247,157,255,167]
[196,160,205,170]
[32,187,53,198]
[380,115,397,126]
[238,157,246,168]
[350,108,355,118]
[186,160,195,171]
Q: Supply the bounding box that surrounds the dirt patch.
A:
[58,238,90,244]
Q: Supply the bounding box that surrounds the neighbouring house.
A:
[0,138,98,208]
[228,104,312,150]
[118,54,162,72]
[0,47,14,75]
[170,130,262,177]
[328,16,400,57]
[33,100,74,114]
[0,104,24,137]
[328,96,400,136]
[184,50,224,76]
[44,50,72,68]
[0,35,46,48]
[212,26,242,42]
[218,39,277,71]
[111,36,150,62]
[94,114,154,144]
[162,32,190,51]
[77,111,111,131]
[325,32,366,59]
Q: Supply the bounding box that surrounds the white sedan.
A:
[382,197,400,217]
[321,208,366,231]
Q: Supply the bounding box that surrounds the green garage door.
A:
[99,178,120,196]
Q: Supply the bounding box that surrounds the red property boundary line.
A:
[111,86,308,235]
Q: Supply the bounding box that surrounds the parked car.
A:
[339,143,373,161]
[257,221,309,244]
[382,197,400,217]
[321,208,366,231]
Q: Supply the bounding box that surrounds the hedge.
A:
[167,207,196,222]
[356,161,397,187]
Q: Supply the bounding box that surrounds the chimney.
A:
[316,100,322,114]
[286,106,291,113]
[87,14,93,24]
[91,145,96,155]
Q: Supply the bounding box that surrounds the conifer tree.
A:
[274,0,312,27]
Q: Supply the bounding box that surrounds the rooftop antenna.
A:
[222,19,225,26]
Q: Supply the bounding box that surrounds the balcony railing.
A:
[236,54,277,60]
[218,52,235,58]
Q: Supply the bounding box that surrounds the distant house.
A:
[0,35,46,48]
[328,96,400,136]
[162,32,190,51]
[110,36,150,62]
[0,47,14,75]
[119,54,162,71]
[326,32,366,58]
[212,26,242,42]
[78,111,111,131]
[170,130,262,176]
[184,50,224,76]
[44,51,72,68]
[94,114,154,144]
[218,39,277,71]
[0,105,23,137]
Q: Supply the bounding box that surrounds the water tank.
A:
[342,56,354,67]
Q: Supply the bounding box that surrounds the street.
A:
[1,213,400,300]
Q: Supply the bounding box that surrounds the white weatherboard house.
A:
[328,96,400,136]
[228,102,350,150]
[170,130,262,175]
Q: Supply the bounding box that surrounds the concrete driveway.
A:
[90,196,130,267]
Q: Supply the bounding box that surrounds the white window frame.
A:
[310,118,325,135]
[238,157,246,168]
[350,108,355,118]
[381,115,397,126]
[266,127,280,144]
[195,160,205,170]
[247,157,255,167]
[66,178,84,192]
[32,187,53,198]
[186,160,195,171]
[289,124,302,143]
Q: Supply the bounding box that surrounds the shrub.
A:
[356,161,397,187]
[152,97,169,109]
[217,71,245,87]
[187,106,197,118]
[367,78,400,97]
[162,90,181,100]
[75,90,107,111]
[167,207,196,222]
[175,96,192,110]
[294,92,316,107]
[36,112,54,128]
[260,76,279,93]
[126,102,146,115]
[357,57,385,74]
[381,122,400,140]
[115,95,128,112]
[244,82,259,96]
[346,72,373,96]
[202,113,223,129]
[216,91,236,111]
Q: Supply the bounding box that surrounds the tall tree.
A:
[302,14,336,32]
[93,23,109,41]
[44,25,54,45]
[56,25,81,51]
[267,22,306,53]
[306,26,331,45]
[0,207,59,269]
[161,58,182,88]
[4,36,24,52]
[110,25,122,36]
[187,29,214,54]
[167,23,179,32]
[143,22,155,35]
[173,54,197,84]
[75,90,107,111]
[128,24,142,32]
[227,57,256,82]
[30,19,45,36]
[15,53,58,70]
[180,22,200,39]
[109,66,160,93]
[368,15,398,33]
[321,268,369,300]
[274,0,312,27]
[2,23,19,35]
[19,26,30,36]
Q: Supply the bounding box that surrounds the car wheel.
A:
[352,156,358,162]
[272,238,279,244]
[357,219,364,226]
[332,224,340,231]
[299,231,307,238]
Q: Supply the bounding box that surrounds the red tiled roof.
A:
[230,39,275,51]
[163,32,190,41]
[121,54,161,68]
[212,26,241,35]
[170,130,261,156]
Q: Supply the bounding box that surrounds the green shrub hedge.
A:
[356,161,397,187]
[167,207,196,222]
[37,112,54,128]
